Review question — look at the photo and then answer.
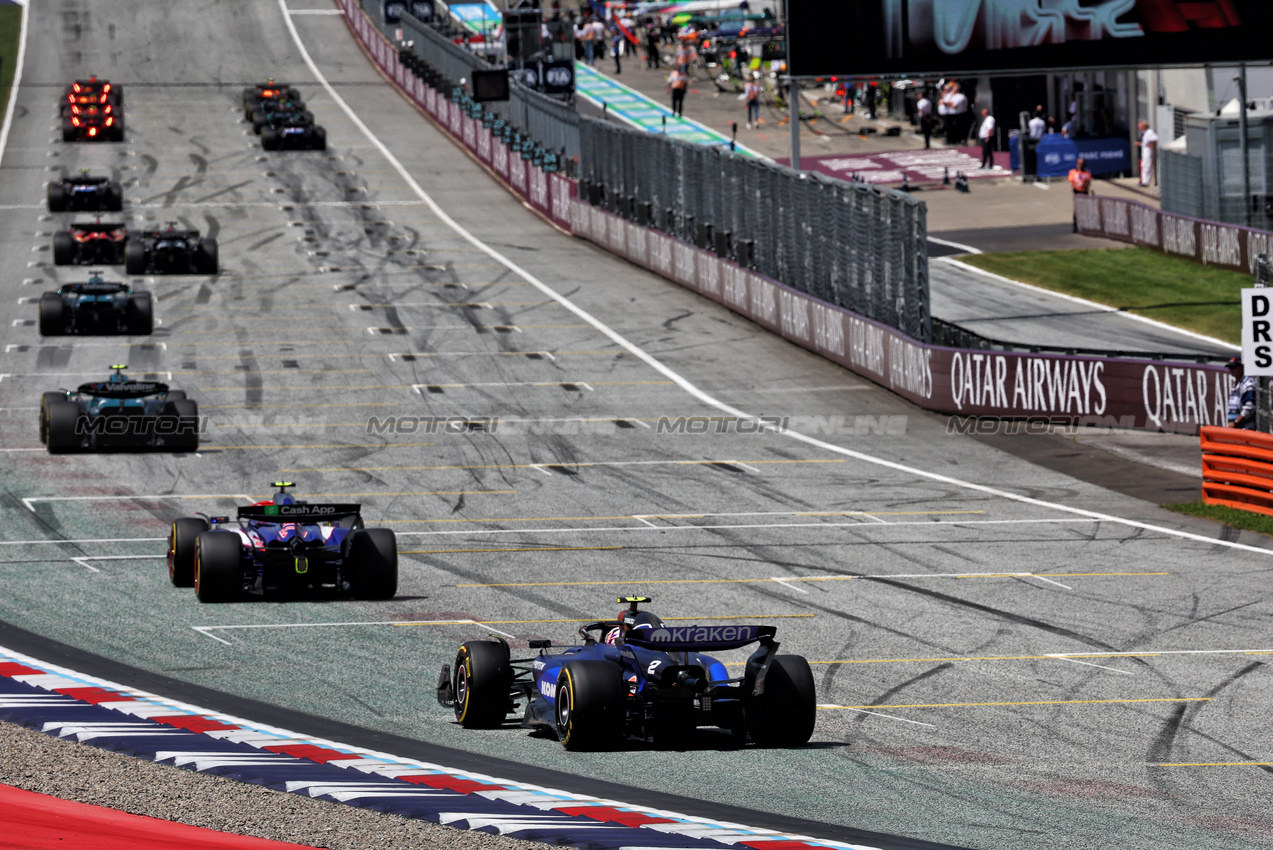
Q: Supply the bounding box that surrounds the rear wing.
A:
[237,503,361,522]
[625,624,777,652]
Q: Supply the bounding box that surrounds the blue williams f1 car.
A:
[437,597,816,750]
[48,171,124,212]
[39,364,198,453]
[39,272,152,336]
[167,483,398,603]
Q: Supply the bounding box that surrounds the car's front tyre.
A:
[452,640,513,728]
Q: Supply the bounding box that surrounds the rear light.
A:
[88,127,97,137]
[263,89,274,97]
[105,105,112,114]
[103,83,111,93]
[105,117,113,126]
[73,83,81,92]
[72,117,81,127]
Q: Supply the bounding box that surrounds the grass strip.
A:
[1164,500,1273,538]
[960,247,1248,345]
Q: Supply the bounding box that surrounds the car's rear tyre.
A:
[311,126,327,151]
[556,660,627,751]
[252,111,266,134]
[38,294,65,336]
[452,640,513,728]
[109,119,124,142]
[164,390,186,403]
[345,528,397,599]
[52,232,75,266]
[46,400,82,454]
[126,292,153,334]
[261,127,280,150]
[105,181,124,211]
[168,517,208,587]
[39,392,64,444]
[195,237,218,274]
[61,121,76,143]
[744,655,817,747]
[194,532,241,603]
[47,183,66,212]
[159,398,199,452]
[124,241,146,275]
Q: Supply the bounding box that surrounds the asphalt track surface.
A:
[1,3,1272,850]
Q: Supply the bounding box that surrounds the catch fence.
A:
[578,118,930,342]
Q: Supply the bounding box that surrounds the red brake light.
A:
[72,117,80,126]
[88,127,97,137]
[263,89,274,97]
[73,83,81,92]
[103,84,110,93]
[106,117,113,126]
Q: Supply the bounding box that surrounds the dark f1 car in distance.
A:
[61,76,123,116]
[261,113,327,151]
[124,223,218,275]
[242,80,304,120]
[166,482,399,603]
[438,596,817,750]
[39,364,198,454]
[48,171,124,212]
[39,272,152,336]
[249,99,313,134]
[52,220,129,266]
[63,103,124,142]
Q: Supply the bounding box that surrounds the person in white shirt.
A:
[978,108,996,169]
[1136,121,1159,187]
[1027,109,1045,139]
[949,84,969,142]
[916,92,933,148]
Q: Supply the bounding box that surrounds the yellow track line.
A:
[457,571,1161,589]
[197,445,437,450]
[402,546,623,554]
[279,458,841,473]
[820,697,1212,710]
[390,614,814,627]
[393,510,983,526]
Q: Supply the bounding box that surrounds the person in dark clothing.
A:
[645,24,660,68]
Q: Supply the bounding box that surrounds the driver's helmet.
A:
[624,611,663,636]
[272,491,296,506]
[603,626,622,645]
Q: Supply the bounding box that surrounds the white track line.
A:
[22,494,251,512]
[938,256,1238,352]
[928,235,981,255]
[283,1,1271,559]
[390,518,1098,537]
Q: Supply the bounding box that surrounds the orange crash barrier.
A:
[1200,426,1273,517]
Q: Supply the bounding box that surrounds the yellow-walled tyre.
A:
[453,640,512,728]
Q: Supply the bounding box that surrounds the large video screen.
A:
[789,1,1273,78]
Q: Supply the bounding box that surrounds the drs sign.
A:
[1242,288,1273,375]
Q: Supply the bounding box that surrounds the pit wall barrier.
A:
[1200,426,1273,515]
[339,0,1230,435]
[1075,194,1273,276]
